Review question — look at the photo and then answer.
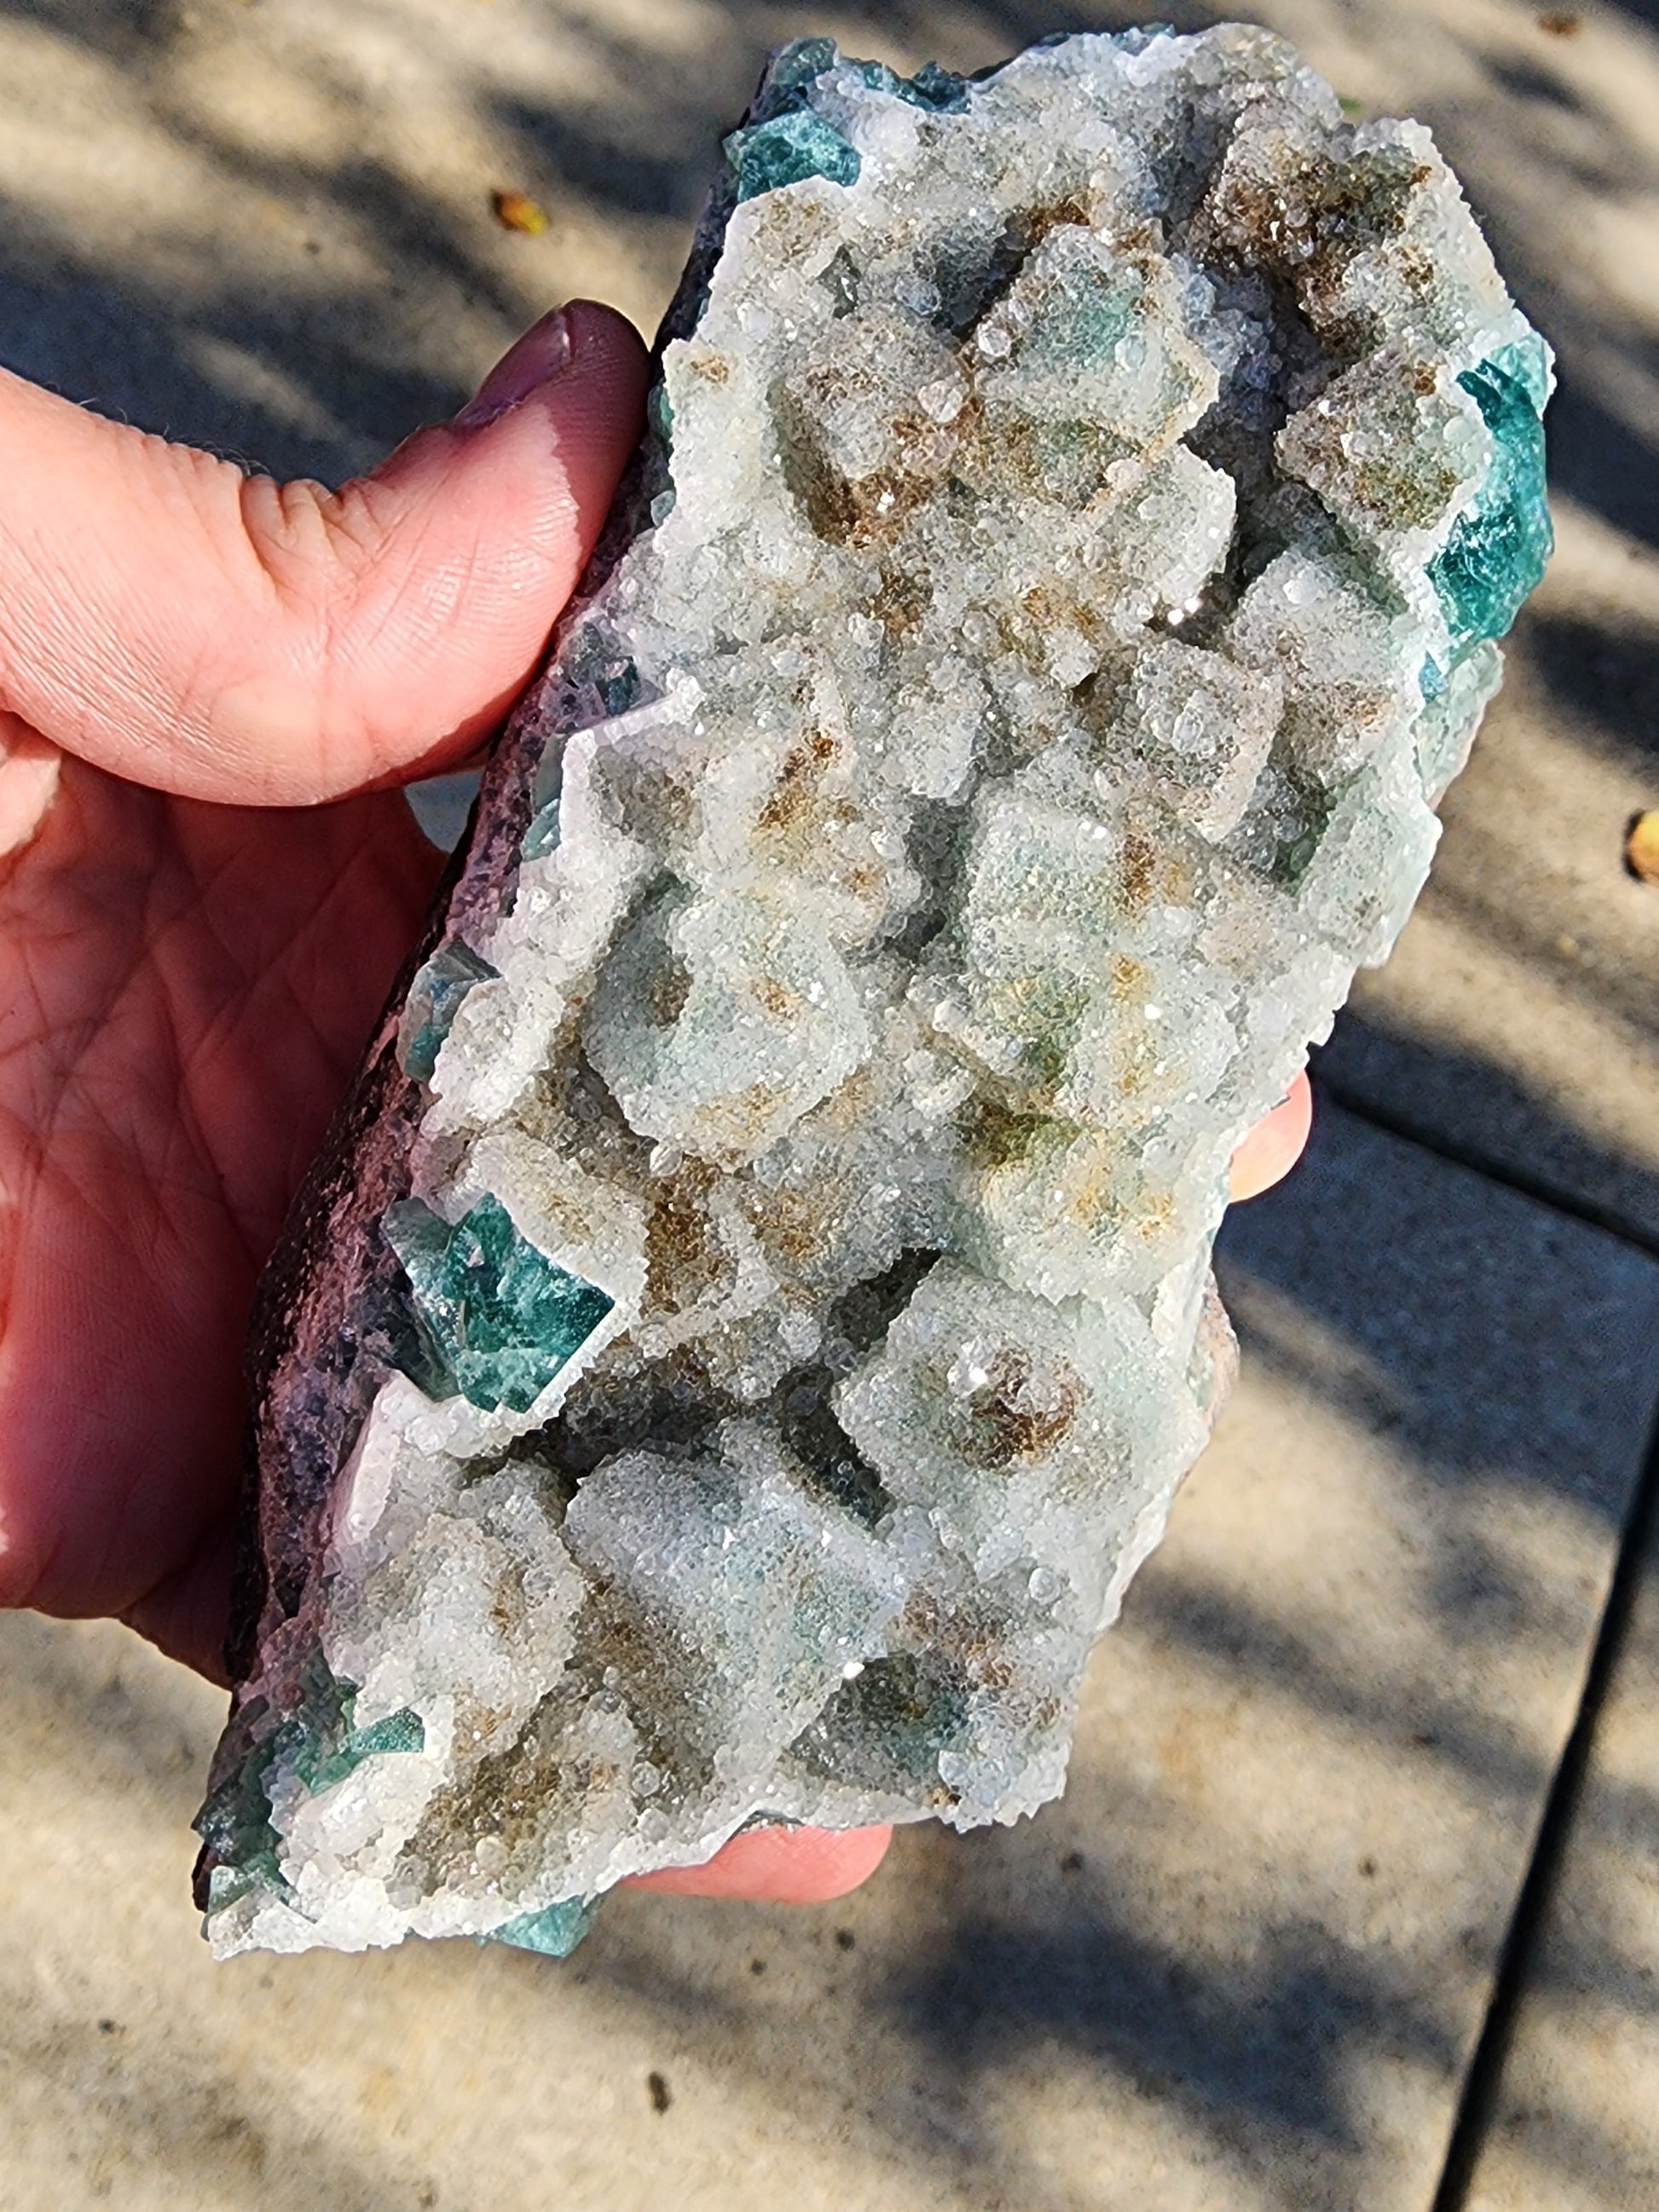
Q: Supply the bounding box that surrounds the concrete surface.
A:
[3,2,1658,2208]
[1461,1481,1659,2211]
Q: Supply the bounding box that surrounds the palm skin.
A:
[0,742,440,1668]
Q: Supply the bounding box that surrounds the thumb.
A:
[0,301,650,806]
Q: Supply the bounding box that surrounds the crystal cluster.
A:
[196,25,1552,1958]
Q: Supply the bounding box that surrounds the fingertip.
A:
[558,297,652,375]
[454,299,650,471]
[317,299,652,791]
[1228,1070,1315,1202]
[508,297,652,570]
[624,1823,893,1903]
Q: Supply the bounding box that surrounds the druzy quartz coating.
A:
[196,25,1552,1958]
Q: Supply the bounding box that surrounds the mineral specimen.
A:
[195,24,1552,1958]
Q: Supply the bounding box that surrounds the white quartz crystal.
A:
[198,23,1552,1959]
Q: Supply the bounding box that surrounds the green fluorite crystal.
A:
[399,939,498,1084]
[480,1897,600,1957]
[384,1193,613,1414]
[1430,346,1553,652]
[849,57,970,111]
[720,32,970,205]
[724,109,860,203]
[197,1659,425,1908]
[310,1705,425,1791]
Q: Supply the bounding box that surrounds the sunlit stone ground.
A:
[2,3,1657,2205]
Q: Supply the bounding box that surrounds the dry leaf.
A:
[1625,810,1659,885]
[493,190,549,235]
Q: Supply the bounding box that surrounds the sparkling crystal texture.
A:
[196,26,1552,1959]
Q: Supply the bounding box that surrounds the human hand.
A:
[0,304,1307,1909]
[0,300,647,1660]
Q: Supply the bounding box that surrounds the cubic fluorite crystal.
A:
[196,24,1552,1957]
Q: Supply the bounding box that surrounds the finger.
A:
[1228,1071,1314,1201]
[0,303,650,806]
[121,1528,236,1689]
[624,1824,893,1903]
[0,714,61,859]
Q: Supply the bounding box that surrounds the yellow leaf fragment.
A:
[1625,811,1659,886]
[493,190,549,236]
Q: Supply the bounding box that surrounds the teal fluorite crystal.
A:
[400,940,498,1083]
[198,1659,426,1907]
[1032,266,1135,376]
[724,109,860,203]
[721,44,967,217]
[480,1897,601,1957]
[1429,347,1552,652]
[756,32,839,102]
[384,1193,613,1414]
[310,1706,425,1792]
[521,794,561,863]
[849,56,970,111]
